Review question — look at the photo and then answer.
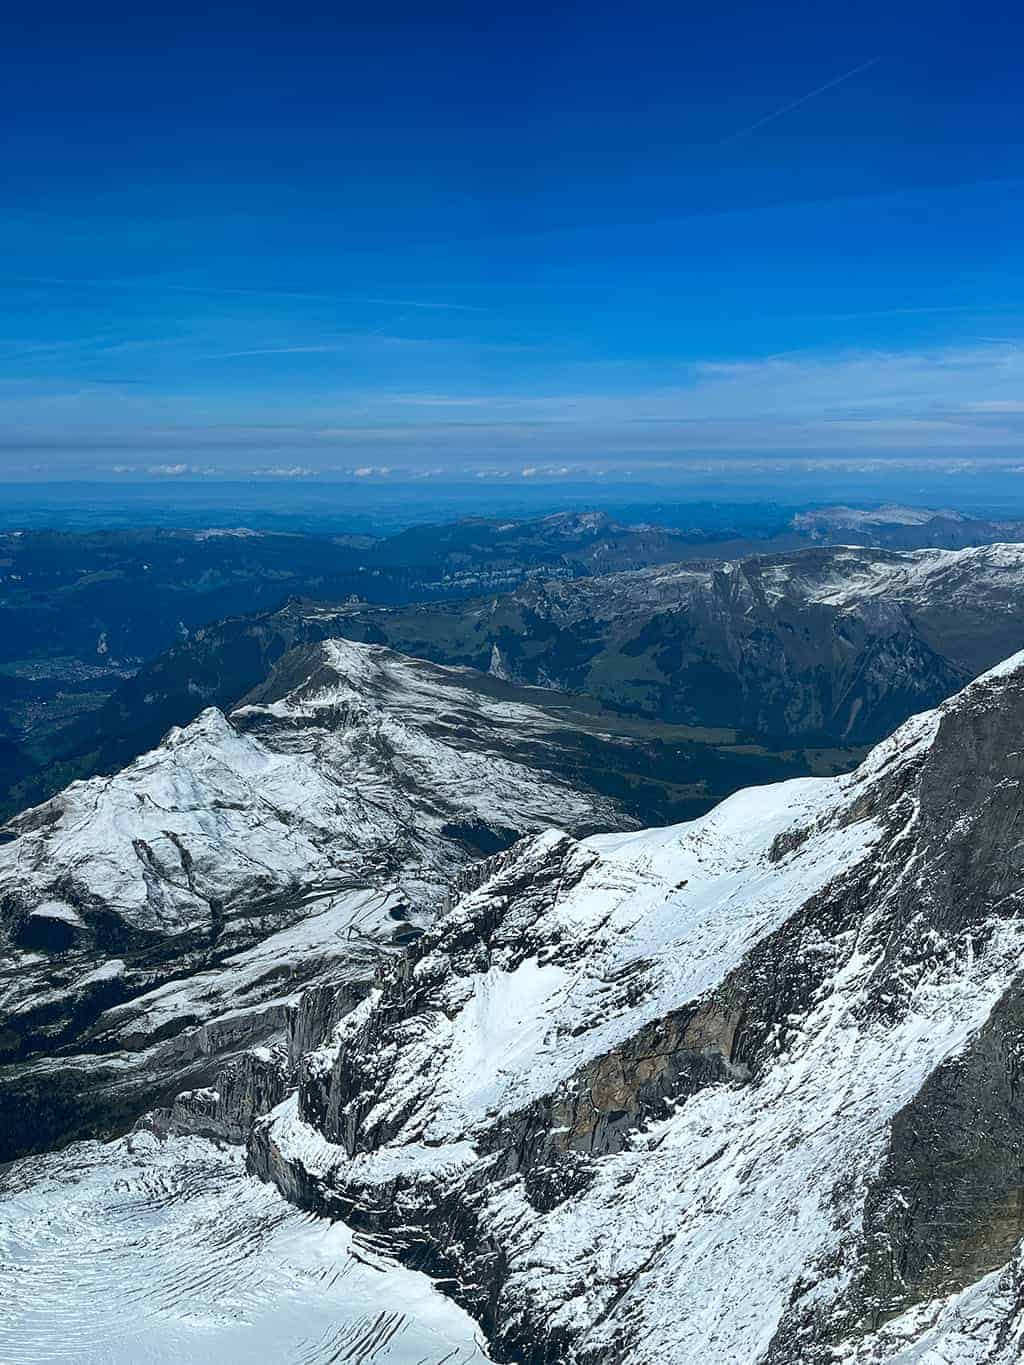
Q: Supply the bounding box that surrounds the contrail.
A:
[719,55,881,145]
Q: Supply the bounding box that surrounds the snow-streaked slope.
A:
[792,504,968,530]
[833,1244,1024,1365]
[0,1130,491,1365]
[0,639,633,1162]
[792,541,1024,607]
[315,771,881,1150]
[552,539,1024,623]
[252,651,1024,1365]
[468,541,1024,620]
[1,638,623,942]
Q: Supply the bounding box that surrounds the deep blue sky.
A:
[2,0,1023,490]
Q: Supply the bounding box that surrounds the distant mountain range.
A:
[793,502,1024,548]
[4,501,1024,774]
[0,511,745,806]
[337,542,1024,741]
[34,541,1022,805]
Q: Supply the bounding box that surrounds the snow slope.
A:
[253,651,1024,1364]
[1,639,624,942]
[465,541,1024,621]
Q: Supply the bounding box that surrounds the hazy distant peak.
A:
[793,503,968,531]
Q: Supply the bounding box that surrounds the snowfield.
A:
[0,1130,491,1364]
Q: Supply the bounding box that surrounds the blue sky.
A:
[2,0,1023,487]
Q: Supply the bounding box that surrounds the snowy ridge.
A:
[0,639,625,958]
[320,771,879,1148]
[0,640,622,945]
[792,504,967,530]
[252,651,1024,1364]
[795,542,1024,608]
[0,639,633,1162]
[491,541,1024,619]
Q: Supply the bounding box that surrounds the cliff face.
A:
[250,653,1024,1364]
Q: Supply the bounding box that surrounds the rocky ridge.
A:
[0,638,634,1160]
[323,542,1024,744]
[246,651,1024,1364]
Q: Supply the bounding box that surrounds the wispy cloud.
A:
[339,296,486,313]
[251,464,318,477]
[0,275,483,311]
[148,462,217,477]
[213,345,338,359]
[5,341,1024,474]
[0,333,113,356]
[963,399,1024,413]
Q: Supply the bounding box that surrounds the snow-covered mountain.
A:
[0,639,636,1160]
[791,503,1024,552]
[6,567,1024,1362]
[794,502,969,529]
[249,651,1024,1364]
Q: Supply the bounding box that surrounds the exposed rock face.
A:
[141,1047,292,1144]
[0,640,636,1160]
[141,974,372,1145]
[251,652,1024,1364]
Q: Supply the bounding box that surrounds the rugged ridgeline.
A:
[791,503,1024,550]
[0,639,641,1161]
[2,509,1019,677]
[62,545,1024,807]
[247,654,1024,1364]
[346,543,1024,743]
[0,511,785,822]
